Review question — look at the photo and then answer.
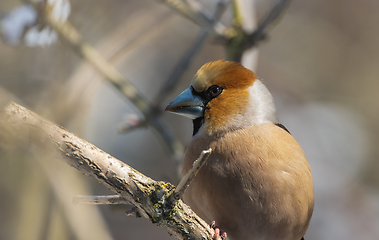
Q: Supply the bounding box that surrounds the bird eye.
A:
[208,85,222,98]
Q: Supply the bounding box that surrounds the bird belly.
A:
[182,124,314,240]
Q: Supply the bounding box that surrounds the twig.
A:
[231,0,243,28]
[1,102,219,240]
[24,0,185,168]
[225,0,293,62]
[172,148,212,201]
[153,30,209,106]
[154,0,227,106]
[160,0,233,40]
[73,195,129,205]
[245,0,292,49]
[117,114,145,133]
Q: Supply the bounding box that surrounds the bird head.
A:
[166,60,279,135]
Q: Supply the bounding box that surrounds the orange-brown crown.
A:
[191,60,257,92]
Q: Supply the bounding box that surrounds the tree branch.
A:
[231,0,244,29]
[73,195,129,205]
[245,0,292,49]
[154,0,227,107]
[172,148,212,201]
[1,101,218,240]
[160,0,233,40]
[74,148,212,207]
[225,0,293,62]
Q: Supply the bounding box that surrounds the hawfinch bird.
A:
[166,60,314,240]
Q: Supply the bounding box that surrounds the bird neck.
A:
[246,79,279,125]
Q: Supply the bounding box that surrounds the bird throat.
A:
[193,117,204,135]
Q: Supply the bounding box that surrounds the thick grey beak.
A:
[165,87,204,119]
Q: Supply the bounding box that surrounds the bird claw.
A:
[210,221,227,240]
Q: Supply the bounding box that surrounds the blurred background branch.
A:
[153,0,227,108]
[24,0,186,175]
[73,195,129,205]
[226,0,292,61]
[245,0,292,49]
[160,0,232,40]
[1,0,379,240]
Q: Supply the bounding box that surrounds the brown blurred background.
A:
[0,0,378,239]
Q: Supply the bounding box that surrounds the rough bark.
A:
[1,101,217,240]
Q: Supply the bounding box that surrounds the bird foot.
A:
[210,221,227,240]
